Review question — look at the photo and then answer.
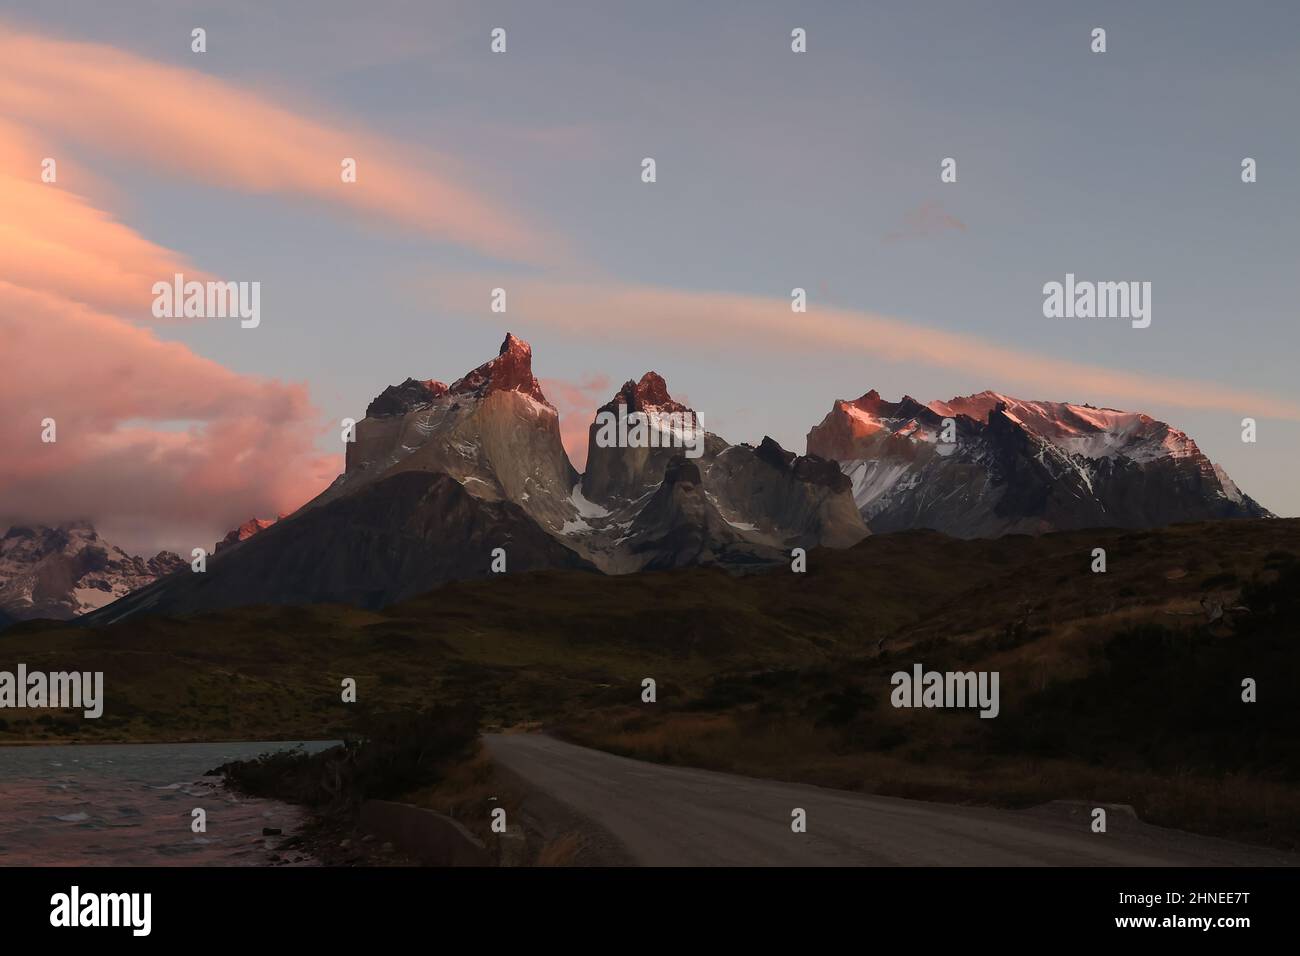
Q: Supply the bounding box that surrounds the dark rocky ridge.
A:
[87,471,597,623]
[366,378,449,418]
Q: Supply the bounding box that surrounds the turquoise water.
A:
[0,740,336,866]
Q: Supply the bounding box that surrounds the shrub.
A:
[219,704,480,814]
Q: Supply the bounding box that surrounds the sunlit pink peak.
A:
[846,389,886,411]
[214,516,277,554]
[606,371,692,414]
[451,332,548,404]
[927,391,1202,462]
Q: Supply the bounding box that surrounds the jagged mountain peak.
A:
[324,331,577,539]
[450,332,549,405]
[755,436,797,469]
[214,516,279,554]
[366,378,449,418]
[606,371,692,415]
[365,334,550,419]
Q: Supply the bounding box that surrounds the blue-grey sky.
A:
[3,0,1297,552]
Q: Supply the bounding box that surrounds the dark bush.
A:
[219,704,479,814]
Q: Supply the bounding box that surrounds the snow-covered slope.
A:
[807,390,1271,537]
[0,522,184,623]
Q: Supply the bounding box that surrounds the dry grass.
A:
[561,708,1300,851]
[404,748,520,848]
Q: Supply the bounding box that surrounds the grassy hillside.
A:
[2,518,1298,847]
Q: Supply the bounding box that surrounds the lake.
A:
[0,740,336,866]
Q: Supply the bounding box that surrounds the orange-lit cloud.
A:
[539,374,612,471]
[0,118,213,320]
[0,24,555,264]
[0,19,560,551]
[437,278,1300,421]
[0,108,333,549]
[0,281,335,550]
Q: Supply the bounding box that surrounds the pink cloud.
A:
[0,281,334,552]
[0,23,559,265]
[539,374,612,471]
[0,21,567,552]
[0,118,215,321]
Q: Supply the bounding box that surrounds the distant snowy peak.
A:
[928,391,1198,463]
[807,391,942,460]
[0,522,184,623]
[808,388,1270,536]
[819,387,1202,466]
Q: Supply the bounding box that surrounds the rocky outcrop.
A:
[366,378,449,418]
[214,517,279,554]
[582,372,702,507]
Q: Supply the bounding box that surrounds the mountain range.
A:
[0,523,184,623]
[4,333,1266,627]
[808,389,1268,537]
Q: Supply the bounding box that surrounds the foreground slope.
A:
[14,517,1300,849]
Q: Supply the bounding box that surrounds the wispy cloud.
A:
[884,200,967,243]
[0,280,335,551]
[0,17,574,549]
[0,119,213,320]
[0,103,334,549]
[435,277,1300,421]
[0,22,559,264]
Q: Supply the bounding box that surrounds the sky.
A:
[2,0,1298,554]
